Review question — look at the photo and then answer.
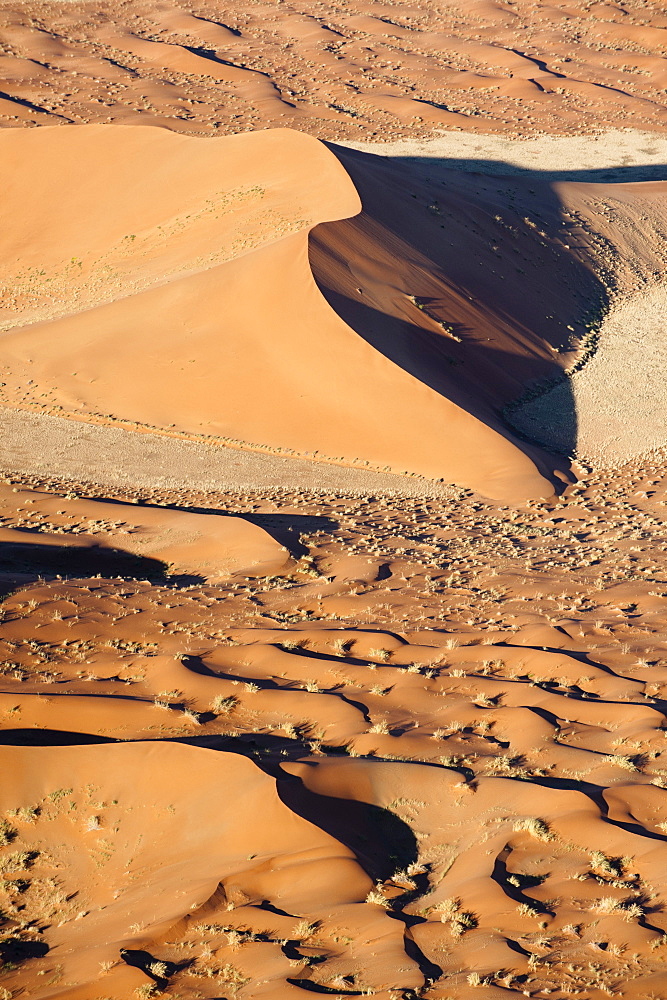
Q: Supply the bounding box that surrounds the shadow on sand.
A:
[0,508,339,598]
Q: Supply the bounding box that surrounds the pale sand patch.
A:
[341,128,667,179]
[0,406,450,497]
[510,286,667,462]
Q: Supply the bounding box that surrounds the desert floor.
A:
[1,3,667,999]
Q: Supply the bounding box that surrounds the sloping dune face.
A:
[0,743,384,1000]
[0,484,290,584]
[3,555,667,999]
[312,144,667,468]
[310,145,591,438]
[0,124,552,501]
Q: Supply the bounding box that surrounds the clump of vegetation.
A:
[148,960,170,978]
[365,886,390,907]
[210,694,238,714]
[292,920,319,940]
[134,985,160,999]
[0,819,17,846]
[590,851,623,879]
[434,897,478,936]
[513,817,554,841]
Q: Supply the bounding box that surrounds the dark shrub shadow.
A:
[0,538,202,599]
[0,937,49,964]
[120,948,186,986]
[0,540,166,580]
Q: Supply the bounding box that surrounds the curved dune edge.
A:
[3,615,667,998]
[0,483,290,583]
[0,124,552,502]
[0,743,384,998]
[1,1,667,139]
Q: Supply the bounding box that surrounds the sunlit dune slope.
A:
[0,124,554,502]
[0,743,386,1000]
[0,484,289,586]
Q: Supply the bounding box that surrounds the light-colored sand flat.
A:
[0,406,450,498]
[512,286,667,462]
[343,128,667,179]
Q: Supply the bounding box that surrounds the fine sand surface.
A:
[0,0,666,139]
[3,2,667,998]
[3,125,667,500]
[0,123,559,503]
[2,466,667,1000]
[0,408,452,498]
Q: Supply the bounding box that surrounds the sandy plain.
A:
[1,2,667,999]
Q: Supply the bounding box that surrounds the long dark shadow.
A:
[312,146,666,483]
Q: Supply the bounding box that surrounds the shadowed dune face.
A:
[311,144,589,467]
[312,145,667,467]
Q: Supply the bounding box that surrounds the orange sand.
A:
[2,467,667,999]
[2,2,667,998]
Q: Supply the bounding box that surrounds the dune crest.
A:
[0,124,553,501]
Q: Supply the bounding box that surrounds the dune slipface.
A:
[0,124,553,502]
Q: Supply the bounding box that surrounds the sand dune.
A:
[0,123,560,502]
[0,484,290,585]
[0,0,666,139]
[2,2,667,997]
[2,121,667,995]
[0,743,380,999]
[2,472,667,999]
[4,124,667,496]
[320,139,667,464]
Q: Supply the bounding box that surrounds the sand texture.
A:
[2,1,667,998]
[0,0,666,139]
[2,469,667,1000]
[3,125,667,499]
[0,123,564,503]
